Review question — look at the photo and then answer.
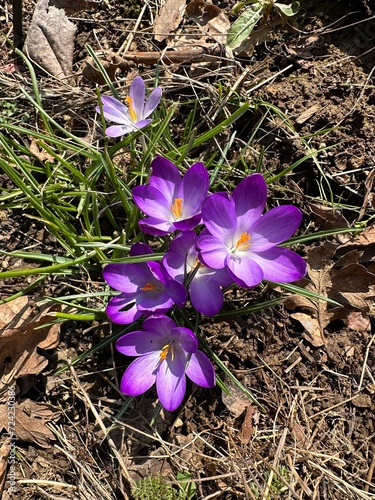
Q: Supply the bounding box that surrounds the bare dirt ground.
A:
[1,0,375,498]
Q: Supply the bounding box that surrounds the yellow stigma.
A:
[140,282,157,291]
[235,232,251,250]
[171,198,183,219]
[125,96,137,122]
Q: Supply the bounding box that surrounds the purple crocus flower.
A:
[132,157,209,235]
[163,231,232,316]
[96,76,162,137]
[197,174,307,288]
[116,315,215,411]
[103,243,187,324]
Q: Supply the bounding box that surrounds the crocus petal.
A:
[143,87,162,118]
[142,315,177,336]
[156,352,187,411]
[138,218,176,236]
[116,330,166,356]
[106,296,141,324]
[120,353,159,396]
[170,327,198,353]
[201,194,237,242]
[105,125,132,137]
[148,157,181,204]
[173,214,202,232]
[103,263,151,293]
[226,253,264,288]
[179,162,209,216]
[186,351,215,388]
[129,242,154,257]
[133,184,172,220]
[138,291,174,312]
[250,206,302,251]
[189,273,224,316]
[197,234,228,269]
[165,279,188,307]
[133,119,152,130]
[129,76,146,121]
[251,247,307,282]
[232,174,267,228]
[98,95,129,123]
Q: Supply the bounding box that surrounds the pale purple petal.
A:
[156,352,187,411]
[189,273,225,315]
[250,206,303,251]
[106,295,141,324]
[138,218,176,236]
[120,354,159,396]
[105,125,132,137]
[97,95,129,123]
[133,119,152,129]
[170,327,198,353]
[197,234,228,269]
[129,76,146,121]
[143,87,162,118]
[103,263,151,293]
[133,185,172,220]
[251,247,307,282]
[201,194,237,242]
[226,253,264,287]
[232,174,267,228]
[179,162,209,216]
[116,330,165,356]
[148,157,181,204]
[186,351,215,388]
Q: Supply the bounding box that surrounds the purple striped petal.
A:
[149,157,181,204]
[156,351,187,411]
[186,351,215,388]
[105,125,131,137]
[226,253,264,287]
[106,295,141,324]
[232,174,267,228]
[250,206,302,251]
[189,272,225,315]
[251,247,307,282]
[197,234,228,269]
[129,76,145,121]
[116,330,165,356]
[201,194,237,242]
[133,184,172,220]
[143,87,162,118]
[179,162,209,216]
[98,95,129,123]
[120,354,159,396]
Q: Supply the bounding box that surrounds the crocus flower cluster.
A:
[103,153,307,410]
[96,76,162,137]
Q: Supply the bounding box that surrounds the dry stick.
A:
[68,363,133,497]
[365,451,375,493]
[261,427,288,500]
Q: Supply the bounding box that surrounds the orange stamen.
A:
[160,344,169,360]
[125,96,137,122]
[235,232,251,250]
[171,198,183,219]
[140,282,157,291]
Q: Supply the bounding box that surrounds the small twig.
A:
[12,0,23,60]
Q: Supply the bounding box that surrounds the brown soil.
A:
[1,0,375,499]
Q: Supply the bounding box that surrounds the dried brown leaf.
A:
[0,303,60,386]
[0,400,60,448]
[154,0,186,43]
[0,440,10,496]
[24,0,77,79]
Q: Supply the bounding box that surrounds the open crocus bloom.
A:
[197,174,307,288]
[132,157,209,235]
[163,231,232,316]
[116,315,215,411]
[103,243,187,324]
[96,76,162,137]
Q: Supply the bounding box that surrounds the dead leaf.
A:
[285,238,375,344]
[24,0,77,79]
[29,138,55,163]
[49,0,99,15]
[82,53,123,84]
[222,380,249,417]
[239,405,258,444]
[186,0,229,44]
[154,0,186,43]
[0,440,10,497]
[0,400,60,448]
[0,301,60,387]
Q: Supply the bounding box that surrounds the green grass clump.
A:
[132,476,179,500]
